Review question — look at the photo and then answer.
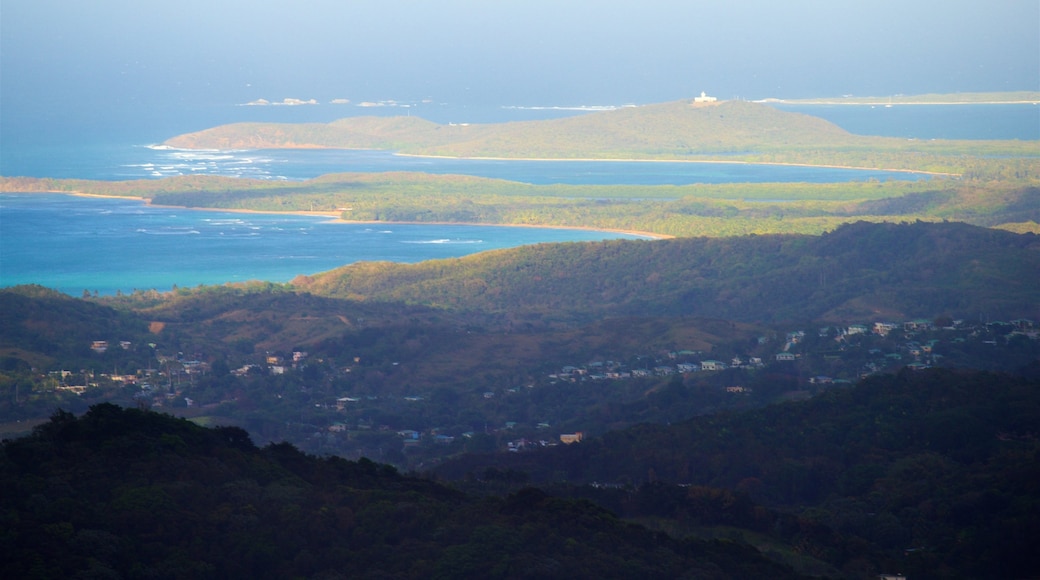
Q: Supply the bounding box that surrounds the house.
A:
[874,322,899,336]
[787,331,806,343]
[700,360,726,372]
[91,340,109,353]
[904,319,934,332]
[846,324,869,335]
[559,432,584,444]
[775,352,796,362]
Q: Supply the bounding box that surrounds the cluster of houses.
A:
[549,354,766,383]
[69,316,1034,455]
[233,351,310,376]
[548,317,1038,387]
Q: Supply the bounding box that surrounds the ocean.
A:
[0,193,649,296]
[1,101,1035,295]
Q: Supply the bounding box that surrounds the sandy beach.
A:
[391,152,961,177]
[16,189,671,240]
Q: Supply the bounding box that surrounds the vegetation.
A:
[4,173,1039,238]
[2,96,1038,578]
[1,403,805,579]
[435,368,1040,580]
[1,220,1038,578]
[159,100,1039,175]
[294,221,1040,324]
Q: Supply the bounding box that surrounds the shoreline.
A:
[392,152,960,177]
[17,190,671,240]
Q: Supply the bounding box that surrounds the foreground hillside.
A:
[295,221,1040,324]
[0,404,803,579]
[434,368,1040,579]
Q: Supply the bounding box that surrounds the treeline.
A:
[0,403,805,579]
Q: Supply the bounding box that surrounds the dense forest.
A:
[295,221,1040,324]
[434,368,1040,579]
[0,404,806,579]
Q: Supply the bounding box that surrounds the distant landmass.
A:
[164,99,854,157]
[758,90,1040,105]
[162,95,1039,173]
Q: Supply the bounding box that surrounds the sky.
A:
[2,0,1038,132]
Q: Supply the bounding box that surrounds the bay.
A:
[0,194,648,296]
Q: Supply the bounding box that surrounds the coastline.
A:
[392,152,961,177]
[12,189,670,240]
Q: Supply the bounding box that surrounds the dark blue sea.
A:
[1,101,1036,295]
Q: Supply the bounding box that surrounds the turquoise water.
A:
[0,194,648,296]
[2,103,1033,296]
[2,142,932,184]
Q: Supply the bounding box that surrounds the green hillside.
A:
[294,221,1040,324]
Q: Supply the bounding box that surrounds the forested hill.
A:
[433,368,1040,579]
[0,404,804,579]
[294,221,1040,324]
[163,99,858,157]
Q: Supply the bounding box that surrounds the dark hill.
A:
[295,221,1040,324]
[0,404,804,579]
[0,285,152,368]
[433,368,1040,579]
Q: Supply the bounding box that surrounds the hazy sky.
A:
[2,0,1038,119]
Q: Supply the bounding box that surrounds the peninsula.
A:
[163,96,1038,175]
